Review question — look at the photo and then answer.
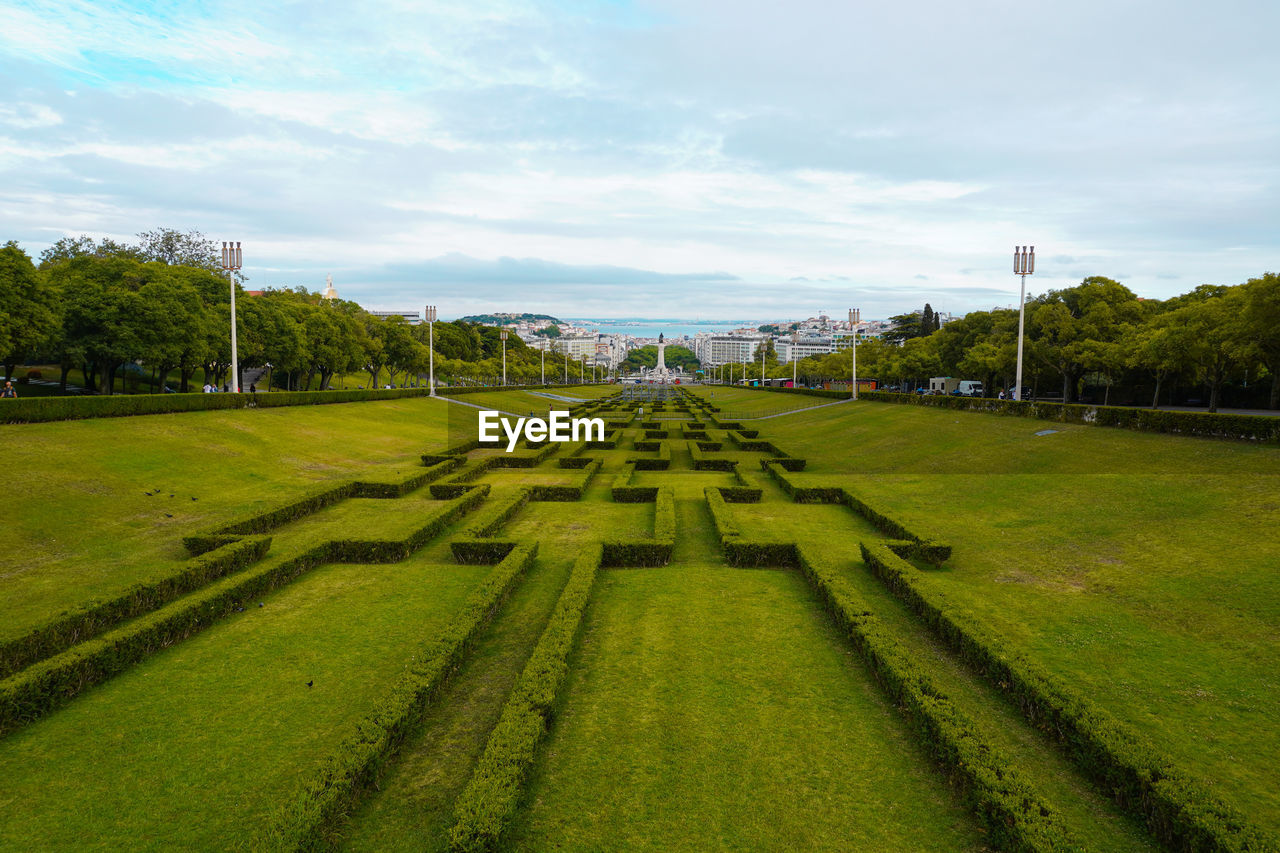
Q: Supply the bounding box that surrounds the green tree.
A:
[0,241,59,380]
[1239,273,1280,409]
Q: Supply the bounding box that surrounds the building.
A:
[777,335,834,363]
[553,334,598,360]
[367,310,422,324]
[694,335,766,367]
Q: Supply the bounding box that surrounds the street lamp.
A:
[760,338,766,387]
[541,343,545,385]
[1013,245,1035,401]
[500,330,508,386]
[425,305,437,396]
[849,308,860,400]
[220,241,242,392]
[791,331,798,388]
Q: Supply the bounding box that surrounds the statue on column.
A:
[656,332,668,378]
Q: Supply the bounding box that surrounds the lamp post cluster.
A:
[424,305,437,396]
[849,308,859,399]
[1013,245,1035,401]
[221,242,242,393]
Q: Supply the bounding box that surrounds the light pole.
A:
[1013,245,1035,401]
[425,305,437,396]
[849,308,860,399]
[221,241,242,392]
[500,330,508,386]
[760,339,766,387]
[541,344,545,385]
[791,331,798,388]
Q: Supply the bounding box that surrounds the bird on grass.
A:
[192,496,198,501]
[164,513,173,518]
[306,680,314,688]
[258,602,264,608]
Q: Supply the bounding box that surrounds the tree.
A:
[1239,273,1280,409]
[882,312,923,344]
[134,228,222,273]
[921,304,935,335]
[0,241,59,379]
[1126,311,1190,408]
[534,324,561,338]
[1171,290,1248,412]
[619,345,699,373]
[1028,276,1143,402]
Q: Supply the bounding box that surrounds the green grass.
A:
[505,552,986,851]
[747,393,1280,831]
[4,383,1277,848]
[0,554,492,850]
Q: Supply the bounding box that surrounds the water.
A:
[561,318,761,340]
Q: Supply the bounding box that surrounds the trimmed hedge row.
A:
[0,536,271,680]
[601,486,674,567]
[530,459,602,501]
[859,391,1280,444]
[704,486,798,567]
[628,440,671,471]
[0,387,443,425]
[797,544,1079,852]
[451,539,519,564]
[266,543,538,851]
[689,441,738,471]
[859,542,1276,853]
[611,462,657,503]
[0,490,487,735]
[718,486,762,503]
[757,465,952,565]
[449,544,602,852]
[459,489,531,539]
[186,457,463,551]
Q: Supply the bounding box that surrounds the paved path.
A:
[740,399,852,421]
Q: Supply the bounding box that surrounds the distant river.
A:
[562,318,758,339]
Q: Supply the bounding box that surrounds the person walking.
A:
[1,380,17,399]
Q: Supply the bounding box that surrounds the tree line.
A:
[0,230,597,394]
[730,276,1280,412]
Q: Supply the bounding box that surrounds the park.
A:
[0,383,1275,851]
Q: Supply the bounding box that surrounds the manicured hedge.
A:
[628,440,671,471]
[689,441,738,471]
[449,544,601,852]
[611,461,657,503]
[459,489,531,539]
[0,491,486,735]
[859,542,1277,853]
[797,544,1078,852]
[718,486,762,503]
[451,539,519,564]
[186,457,462,551]
[600,487,674,567]
[267,543,537,851]
[859,391,1280,444]
[530,459,602,501]
[0,535,271,680]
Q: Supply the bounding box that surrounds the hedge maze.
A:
[1,385,1274,851]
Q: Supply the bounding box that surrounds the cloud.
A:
[0,0,1277,320]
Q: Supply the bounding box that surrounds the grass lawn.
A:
[505,556,986,851]
[0,554,493,850]
[753,393,1280,831]
[0,396,456,645]
[4,384,1277,848]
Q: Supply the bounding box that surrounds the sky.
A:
[0,0,1276,321]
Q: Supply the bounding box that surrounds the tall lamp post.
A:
[760,338,766,387]
[425,305,437,396]
[500,330,508,386]
[541,344,545,385]
[1013,245,1035,401]
[849,308,860,399]
[791,331,799,388]
[221,241,242,392]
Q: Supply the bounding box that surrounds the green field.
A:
[0,384,1275,850]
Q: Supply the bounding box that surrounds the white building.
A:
[368,310,422,324]
[696,335,766,367]
[553,334,598,360]
[777,336,835,362]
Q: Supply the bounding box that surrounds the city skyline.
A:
[1,0,1276,319]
